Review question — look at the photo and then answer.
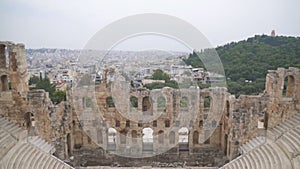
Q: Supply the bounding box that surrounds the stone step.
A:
[251,150,262,169]
[292,127,300,137]
[292,156,300,169]
[243,154,251,169]
[37,153,48,169]
[18,146,36,169]
[292,116,300,124]
[35,138,45,147]
[10,127,23,137]
[0,118,10,127]
[42,155,53,169]
[256,146,268,169]
[261,144,277,169]
[0,117,5,124]
[31,147,45,169]
[53,161,60,169]
[276,124,289,133]
[47,158,58,169]
[0,134,9,143]
[293,113,300,120]
[269,127,282,139]
[282,134,298,152]
[0,135,16,159]
[233,160,239,169]
[2,142,24,169]
[247,153,257,169]
[9,143,28,169]
[282,119,294,129]
[28,136,39,142]
[272,141,293,168]
[247,139,256,150]
[238,156,246,169]
[30,137,53,153]
[266,144,281,169]
[3,122,15,131]
[277,138,294,158]
[286,131,300,150]
[23,148,39,169]
[0,132,6,141]
[286,118,299,127]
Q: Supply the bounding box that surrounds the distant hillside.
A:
[184,35,300,96]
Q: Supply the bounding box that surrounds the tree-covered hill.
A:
[183,35,300,96]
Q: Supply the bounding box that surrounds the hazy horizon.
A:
[1,0,299,51]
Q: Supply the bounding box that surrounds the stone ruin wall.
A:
[0,42,300,167]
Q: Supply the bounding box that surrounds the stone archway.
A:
[283,75,295,97]
[1,75,8,92]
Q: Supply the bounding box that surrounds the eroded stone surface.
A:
[0,41,299,168]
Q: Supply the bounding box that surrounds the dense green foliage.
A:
[29,76,66,104]
[183,35,300,96]
[144,69,179,90]
[130,96,138,108]
[51,90,67,105]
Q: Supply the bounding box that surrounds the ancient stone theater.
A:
[0,41,300,169]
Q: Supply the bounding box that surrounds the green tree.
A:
[152,69,170,81]
[51,90,67,104]
[30,77,66,104]
[184,35,300,96]
[29,76,40,85]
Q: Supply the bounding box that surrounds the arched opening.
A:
[24,112,31,128]
[264,112,269,129]
[85,97,92,108]
[82,97,86,108]
[142,128,153,151]
[126,120,130,127]
[157,96,166,110]
[199,120,204,128]
[67,133,71,155]
[131,130,138,144]
[169,131,175,144]
[142,96,151,112]
[130,96,138,108]
[0,45,7,69]
[193,131,199,144]
[178,127,189,151]
[165,119,170,128]
[97,130,103,144]
[106,96,115,107]
[107,70,115,83]
[74,131,83,149]
[226,101,230,117]
[224,134,228,155]
[283,75,295,97]
[120,131,127,144]
[115,120,120,127]
[107,128,117,150]
[180,96,188,110]
[11,54,17,71]
[158,130,164,144]
[1,75,8,92]
[153,120,157,127]
[204,96,211,110]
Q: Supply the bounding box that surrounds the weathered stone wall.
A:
[264,67,300,128]
[1,42,300,168]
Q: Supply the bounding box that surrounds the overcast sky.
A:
[0,0,299,51]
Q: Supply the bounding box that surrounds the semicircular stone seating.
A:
[220,112,300,169]
[0,116,74,169]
